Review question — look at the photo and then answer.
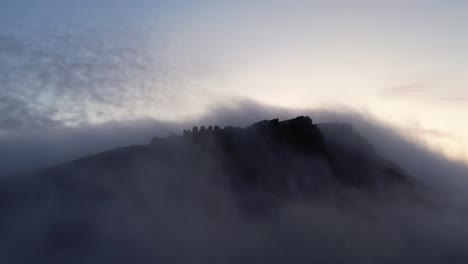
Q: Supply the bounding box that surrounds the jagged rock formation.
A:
[175,116,327,157]
[0,116,428,264]
[151,116,410,191]
[2,116,413,210]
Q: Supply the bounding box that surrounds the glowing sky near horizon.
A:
[0,1,467,162]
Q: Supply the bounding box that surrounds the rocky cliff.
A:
[0,116,422,264]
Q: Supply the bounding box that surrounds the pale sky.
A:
[0,0,467,162]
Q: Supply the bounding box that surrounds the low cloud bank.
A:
[2,100,467,190]
[0,101,467,263]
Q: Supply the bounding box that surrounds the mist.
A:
[3,101,467,190]
[1,0,467,158]
[1,1,468,262]
[0,102,467,263]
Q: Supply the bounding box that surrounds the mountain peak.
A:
[0,116,420,263]
[163,116,327,159]
[147,116,411,192]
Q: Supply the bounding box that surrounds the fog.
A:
[1,1,467,262]
[0,102,467,263]
[1,0,467,160]
[2,101,467,190]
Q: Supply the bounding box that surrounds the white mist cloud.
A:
[0,101,467,263]
[0,1,467,159]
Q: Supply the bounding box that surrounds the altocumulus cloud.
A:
[0,26,209,127]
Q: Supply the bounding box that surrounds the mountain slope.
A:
[7,117,412,206]
[0,116,434,264]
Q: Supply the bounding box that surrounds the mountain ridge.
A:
[22,116,413,196]
[0,116,436,264]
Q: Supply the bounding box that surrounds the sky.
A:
[0,0,467,169]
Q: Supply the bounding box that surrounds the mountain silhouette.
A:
[1,116,413,214]
[0,116,425,264]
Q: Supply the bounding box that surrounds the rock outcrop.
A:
[148,116,411,197]
[0,116,421,264]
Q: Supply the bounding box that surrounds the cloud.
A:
[1,100,466,191]
[411,128,455,138]
[0,101,468,263]
[379,76,468,104]
[0,94,60,130]
[0,27,210,126]
[0,118,183,176]
[0,1,467,260]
